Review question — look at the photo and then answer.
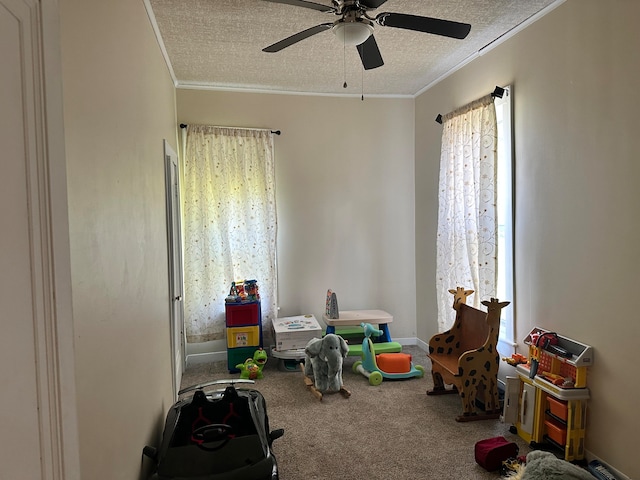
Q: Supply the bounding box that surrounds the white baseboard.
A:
[393,336,416,346]
[186,350,227,366]
[413,337,429,352]
[387,336,430,351]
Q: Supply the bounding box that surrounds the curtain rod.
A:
[434,86,507,124]
[179,123,281,135]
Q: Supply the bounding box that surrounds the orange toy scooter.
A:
[352,323,424,385]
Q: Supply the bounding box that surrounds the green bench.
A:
[330,325,403,357]
[333,326,366,340]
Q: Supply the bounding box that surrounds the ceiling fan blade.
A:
[357,35,384,70]
[377,13,471,39]
[358,0,389,8]
[262,0,335,13]
[263,23,333,52]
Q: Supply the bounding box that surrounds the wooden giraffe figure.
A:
[450,287,474,311]
[428,287,474,358]
[456,297,510,419]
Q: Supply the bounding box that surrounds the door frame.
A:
[164,140,185,398]
[1,0,81,477]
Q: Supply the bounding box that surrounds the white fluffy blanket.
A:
[505,451,594,480]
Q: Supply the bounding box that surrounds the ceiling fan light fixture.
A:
[332,19,373,46]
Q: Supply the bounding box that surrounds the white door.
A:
[165,140,185,397]
[1,0,79,477]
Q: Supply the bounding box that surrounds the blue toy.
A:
[352,322,425,385]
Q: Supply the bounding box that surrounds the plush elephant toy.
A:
[304,334,349,394]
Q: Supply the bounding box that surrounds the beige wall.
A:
[177,90,417,339]
[59,0,178,477]
[416,1,639,477]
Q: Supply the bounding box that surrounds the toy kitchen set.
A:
[503,327,594,461]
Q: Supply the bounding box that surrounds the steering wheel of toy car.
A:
[192,423,233,451]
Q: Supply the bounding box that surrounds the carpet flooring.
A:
[179,345,531,479]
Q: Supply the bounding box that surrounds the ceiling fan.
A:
[262,0,471,70]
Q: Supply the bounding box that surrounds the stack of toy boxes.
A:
[272,314,322,352]
[225,301,262,373]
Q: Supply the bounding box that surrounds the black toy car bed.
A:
[143,380,284,479]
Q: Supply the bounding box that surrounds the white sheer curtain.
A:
[436,95,498,331]
[182,126,277,344]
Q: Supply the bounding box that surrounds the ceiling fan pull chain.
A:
[343,38,347,88]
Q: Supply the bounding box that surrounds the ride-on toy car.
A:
[353,322,425,385]
[143,379,284,479]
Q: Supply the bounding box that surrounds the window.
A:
[181,126,278,346]
[436,94,499,332]
[495,86,515,353]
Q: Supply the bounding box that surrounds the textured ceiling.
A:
[147,0,560,96]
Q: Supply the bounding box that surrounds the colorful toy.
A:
[302,334,351,400]
[325,289,339,319]
[244,279,260,301]
[352,322,425,385]
[226,281,244,303]
[235,281,246,300]
[236,348,268,379]
[226,279,261,303]
[502,353,528,366]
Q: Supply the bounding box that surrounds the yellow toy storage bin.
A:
[227,325,260,349]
